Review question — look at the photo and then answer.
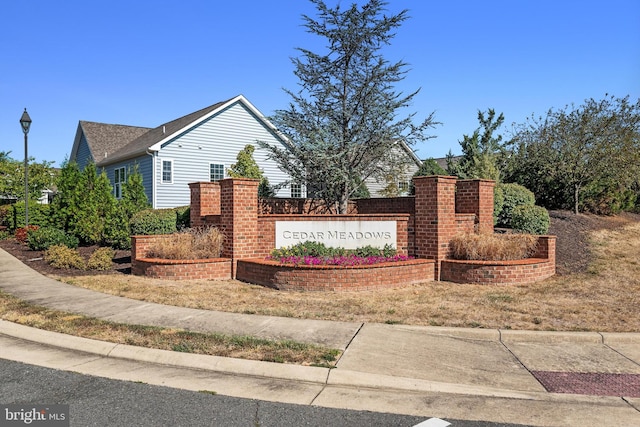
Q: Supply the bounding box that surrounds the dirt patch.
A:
[548,210,640,275]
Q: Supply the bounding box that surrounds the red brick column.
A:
[189,182,220,227]
[456,179,496,233]
[219,178,259,277]
[414,175,457,280]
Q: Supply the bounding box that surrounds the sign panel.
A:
[275,220,396,249]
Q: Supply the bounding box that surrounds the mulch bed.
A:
[0,239,131,277]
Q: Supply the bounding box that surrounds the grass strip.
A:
[0,291,340,367]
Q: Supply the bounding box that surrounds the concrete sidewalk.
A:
[0,248,639,426]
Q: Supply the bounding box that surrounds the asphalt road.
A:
[0,359,532,427]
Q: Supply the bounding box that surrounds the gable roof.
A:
[76,95,286,167]
[70,121,151,164]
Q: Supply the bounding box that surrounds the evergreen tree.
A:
[105,165,150,249]
[50,160,83,233]
[449,109,504,181]
[259,0,436,213]
[74,163,116,244]
[228,145,275,197]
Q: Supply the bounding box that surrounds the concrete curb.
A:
[1,319,631,406]
[0,320,329,385]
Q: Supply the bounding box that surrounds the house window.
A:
[290,183,302,198]
[398,181,409,193]
[162,160,173,184]
[114,167,126,199]
[210,163,225,182]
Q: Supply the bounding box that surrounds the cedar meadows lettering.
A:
[275,220,397,249]
[282,230,391,241]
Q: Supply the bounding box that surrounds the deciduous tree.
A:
[505,95,640,214]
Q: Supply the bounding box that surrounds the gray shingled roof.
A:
[79,121,151,163]
[96,99,231,166]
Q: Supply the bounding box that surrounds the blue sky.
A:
[2,0,639,167]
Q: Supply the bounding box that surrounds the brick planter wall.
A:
[236,258,435,291]
[131,234,231,280]
[133,258,232,280]
[440,236,556,285]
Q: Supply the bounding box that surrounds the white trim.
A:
[114,166,126,199]
[161,158,174,184]
[209,162,225,182]
[148,95,292,152]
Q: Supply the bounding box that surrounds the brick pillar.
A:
[219,178,259,278]
[414,175,457,280]
[455,179,496,233]
[189,182,220,227]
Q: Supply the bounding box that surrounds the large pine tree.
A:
[259,0,436,212]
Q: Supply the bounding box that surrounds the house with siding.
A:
[70,95,299,208]
[362,142,422,197]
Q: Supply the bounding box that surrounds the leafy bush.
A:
[449,232,539,261]
[103,205,132,250]
[15,225,39,243]
[87,247,115,270]
[175,206,190,230]
[0,230,10,240]
[27,227,79,251]
[493,185,504,226]
[580,179,637,215]
[0,205,12,228]
[510,205,550,235]
[496,183,535,227]
[130,209,178,235]
[11,202,51,230]
[270,241,398,260]
[44,245,85,269]
[146,227,224,260]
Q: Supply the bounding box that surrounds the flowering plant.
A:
[269,241,413,266]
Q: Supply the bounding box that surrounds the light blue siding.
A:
[102,156,153,206]
[75,135,93,170]
[153,101,292,209]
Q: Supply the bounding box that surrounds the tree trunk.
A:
[574,184,580,214]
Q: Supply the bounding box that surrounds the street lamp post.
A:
[19,109,32,228]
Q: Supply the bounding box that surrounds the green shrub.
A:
[493,185,504,226]
[27,227,79,251]
[87,247,115,270]
[44,245,85,269]
[11,202,51,230]
[0,205,12,228]
[175,206,191,230]
[580,179,637,215]
[130,209,178,235]
[104,205,132,250]
[270,241,397,259]
[353,244,397,258]
[510,205,550,235]
[496,183,535,227]
[15,225,39,243]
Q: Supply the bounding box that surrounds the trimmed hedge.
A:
[511,205,550,235]
[130,209,178,236]
[11,202,51,230]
